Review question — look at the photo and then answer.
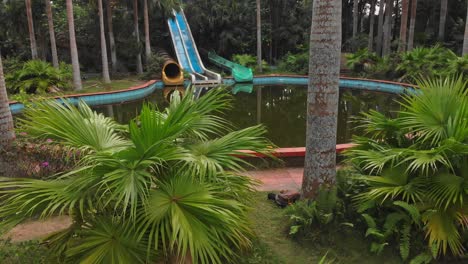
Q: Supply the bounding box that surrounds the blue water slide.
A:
[167,9,221,84]
[175,12,204,74]
[167,17,191,73]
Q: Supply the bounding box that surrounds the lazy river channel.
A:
[93,84,402,147]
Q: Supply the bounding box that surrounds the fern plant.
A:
[285,186,352,236]
[6,60,72,94]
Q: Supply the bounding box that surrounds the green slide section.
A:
[208,51,253,83]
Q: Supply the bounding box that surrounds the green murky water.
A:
[94,85,401,147]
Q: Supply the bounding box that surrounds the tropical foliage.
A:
[5,60,72,94]
[344,76,468,259]
[0,89,274,263]
[346,46,468,83]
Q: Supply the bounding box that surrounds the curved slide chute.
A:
[208,51,253,83]
[157,49,184,86]
[167,10,221,85]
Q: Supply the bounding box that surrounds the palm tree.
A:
[399,0,409,52]
[353,0,359,37]
[463,2,468,56]
[25,0,38,59]
[66,0,82,90]
[45,0,59,68]
[407,0,418,51]
[368,0,376,51]
[256,0,262,73]
[0,89,273,263]
[438,0,448,41]
[0,53,15,149]
[382,0,393,56]
[302,0,342,198]
[345,76,468,257]
[106,0,118,73]
[143,0,151,63]
[133,0,144,74]
[376,0,385,55]
[98,0,111,83]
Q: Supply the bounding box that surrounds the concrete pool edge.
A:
[9,75,416,115]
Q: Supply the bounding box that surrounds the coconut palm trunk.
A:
[45,0,59,68]
[0,53,15,149]
[353,0,359,37]
[407,0,418,51]
[256,0,262,73]
[302,0,342,198]
[382,0,393,56]
[25,0,38,59]
[399,0,409,52]
[133,0,144,75]
[368,0,376,51]
[463,2,468,56]
[106,0,118,73]
[143,0,151,63]
[438,0,448,41]
[98,0,111,83]
[376,0,385,56]
[66,0,83,90]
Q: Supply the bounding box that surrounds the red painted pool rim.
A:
[235,143,355,158]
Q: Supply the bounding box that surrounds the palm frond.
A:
[66,217,148,264]
[138,175,252,264]
[181,125,275,178]
[20,100,129,152]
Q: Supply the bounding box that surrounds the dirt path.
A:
[2,216,71,242]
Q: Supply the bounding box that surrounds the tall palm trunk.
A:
[376,0,385,56]
[302,0,342,198]
[25,0,38,59]
[368,0,376,51]
[399,0,409,52]
[106,0,118,73]
[66,0,83,90]
[438,0,448,41]
[407,0,418,51]
[353,0,359,37]
[463,2,468,56]
[133,0,144,74]
[98,0,111,83]
[256,0,262,73]
[45,0,59,68]
[143,0,151,63]
[0,53,15,149]
[382,0,393,56]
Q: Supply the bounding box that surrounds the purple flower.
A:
[41,161,49,167]
[46,139,53,143]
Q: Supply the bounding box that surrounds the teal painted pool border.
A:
[9,76,415,115]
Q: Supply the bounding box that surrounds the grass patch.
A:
[244,192,402,264]
[79,77,146,94]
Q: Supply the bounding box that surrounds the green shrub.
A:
[285,186,352,237]
[0,239,49,264]
[396,45,457,82]
[344,76,468,259]
[232,54,269,73]
[345,49,381,74]
[278,52,309,75]
[5,60,72,94]
[141,53,165,80]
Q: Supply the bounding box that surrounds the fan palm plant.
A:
[0,88,273,264]
[345,76,468,258]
